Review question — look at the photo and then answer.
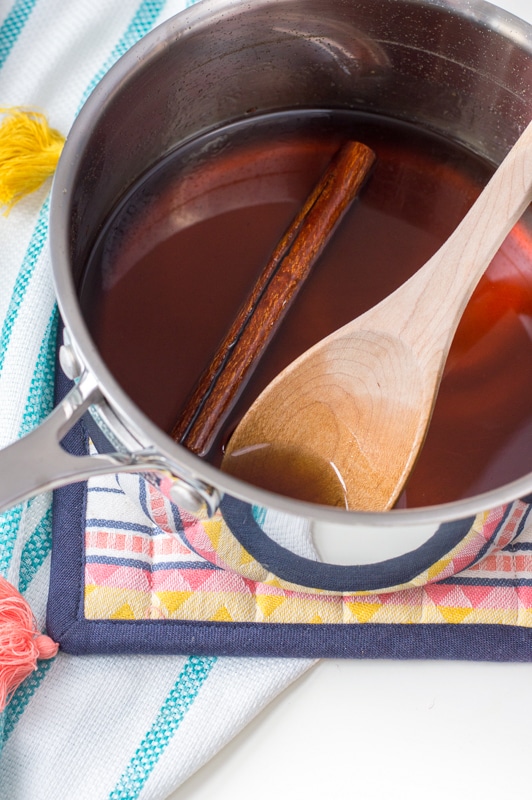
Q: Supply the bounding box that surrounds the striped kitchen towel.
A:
[0,2,313,797]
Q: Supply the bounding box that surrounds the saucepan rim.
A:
[49,0,532,530]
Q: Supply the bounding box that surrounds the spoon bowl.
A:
[223,329,425,509]
[222,119,532,511]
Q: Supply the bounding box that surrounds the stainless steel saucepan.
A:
[1,0,532,592]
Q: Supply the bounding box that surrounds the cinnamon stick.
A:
[172,139,376,456]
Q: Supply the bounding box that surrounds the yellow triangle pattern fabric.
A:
[84,497,532,628]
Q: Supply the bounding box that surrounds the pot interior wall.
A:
[68,0,532,285]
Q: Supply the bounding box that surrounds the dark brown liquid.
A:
[81,110,532,508]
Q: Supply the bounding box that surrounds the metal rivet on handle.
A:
[169,478,210,515]
[59,344,83,381]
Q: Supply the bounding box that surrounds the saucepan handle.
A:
[0,370,221,516]
[0,371,135,512]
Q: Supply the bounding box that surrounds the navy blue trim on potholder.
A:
[219,495,478,592]
[47,338,532,660]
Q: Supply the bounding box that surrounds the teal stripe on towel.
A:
[109,657,217,799]
[0,505,24,578]
[0,198,50,379]
[19,306,58,437]
[0,0,38,69]
[17,503,53,594]
[0,658,55,750]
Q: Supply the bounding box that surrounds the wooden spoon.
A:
[221,120,532,511]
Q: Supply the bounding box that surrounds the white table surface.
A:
[171,2,532,797]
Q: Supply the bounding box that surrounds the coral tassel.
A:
[0,106,65,212]
[0,575,58,711]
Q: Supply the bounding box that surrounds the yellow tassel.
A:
[0,107,65,213]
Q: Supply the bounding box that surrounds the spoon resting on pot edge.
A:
[221,120,532,511]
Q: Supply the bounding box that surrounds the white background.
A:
[172,2,532,797]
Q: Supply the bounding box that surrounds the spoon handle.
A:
[355,119,532,370]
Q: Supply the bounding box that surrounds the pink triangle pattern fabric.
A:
[79,468,532,629]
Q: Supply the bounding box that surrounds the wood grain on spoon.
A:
[222,120,532,511]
